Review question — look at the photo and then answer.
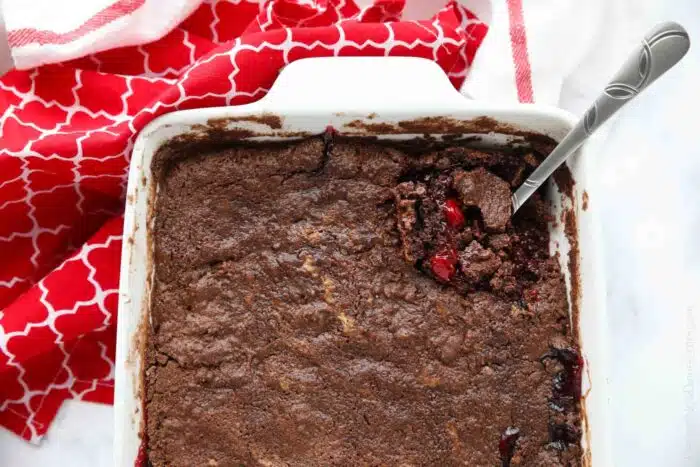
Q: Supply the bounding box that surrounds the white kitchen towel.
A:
[0,0,200,71]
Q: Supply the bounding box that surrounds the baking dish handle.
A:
[261,57,469,112]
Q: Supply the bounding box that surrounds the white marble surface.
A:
[0,401,112,467]
[2,0,700,466]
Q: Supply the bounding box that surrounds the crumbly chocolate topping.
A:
[146,135,581,467]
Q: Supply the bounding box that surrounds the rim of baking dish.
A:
[115,56,610,467]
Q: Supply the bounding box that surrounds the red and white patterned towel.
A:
[0,0,488,443]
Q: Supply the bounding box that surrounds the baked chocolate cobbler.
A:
[146,132,582,466]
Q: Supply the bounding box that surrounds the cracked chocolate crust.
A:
[146,132,582,467]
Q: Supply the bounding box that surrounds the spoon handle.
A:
[511,21,690,213]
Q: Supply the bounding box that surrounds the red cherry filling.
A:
[443,198,465,229]
[499,426,520,466]
[430,249,458,282]
[527,288,539,302]
[540,347,583,400]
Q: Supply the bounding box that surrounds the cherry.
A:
[430,249,458,282]
[540,347,583,400]
[499,426,520,466]
[443,198,465,229]
[527,288,538,302]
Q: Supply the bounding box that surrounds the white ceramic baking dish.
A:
[115,56,610,467]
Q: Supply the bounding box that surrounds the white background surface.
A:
[1,0,700,465]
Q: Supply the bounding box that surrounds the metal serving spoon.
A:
[511,21,690,214]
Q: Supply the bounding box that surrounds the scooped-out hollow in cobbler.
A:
[394,159,552,298]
